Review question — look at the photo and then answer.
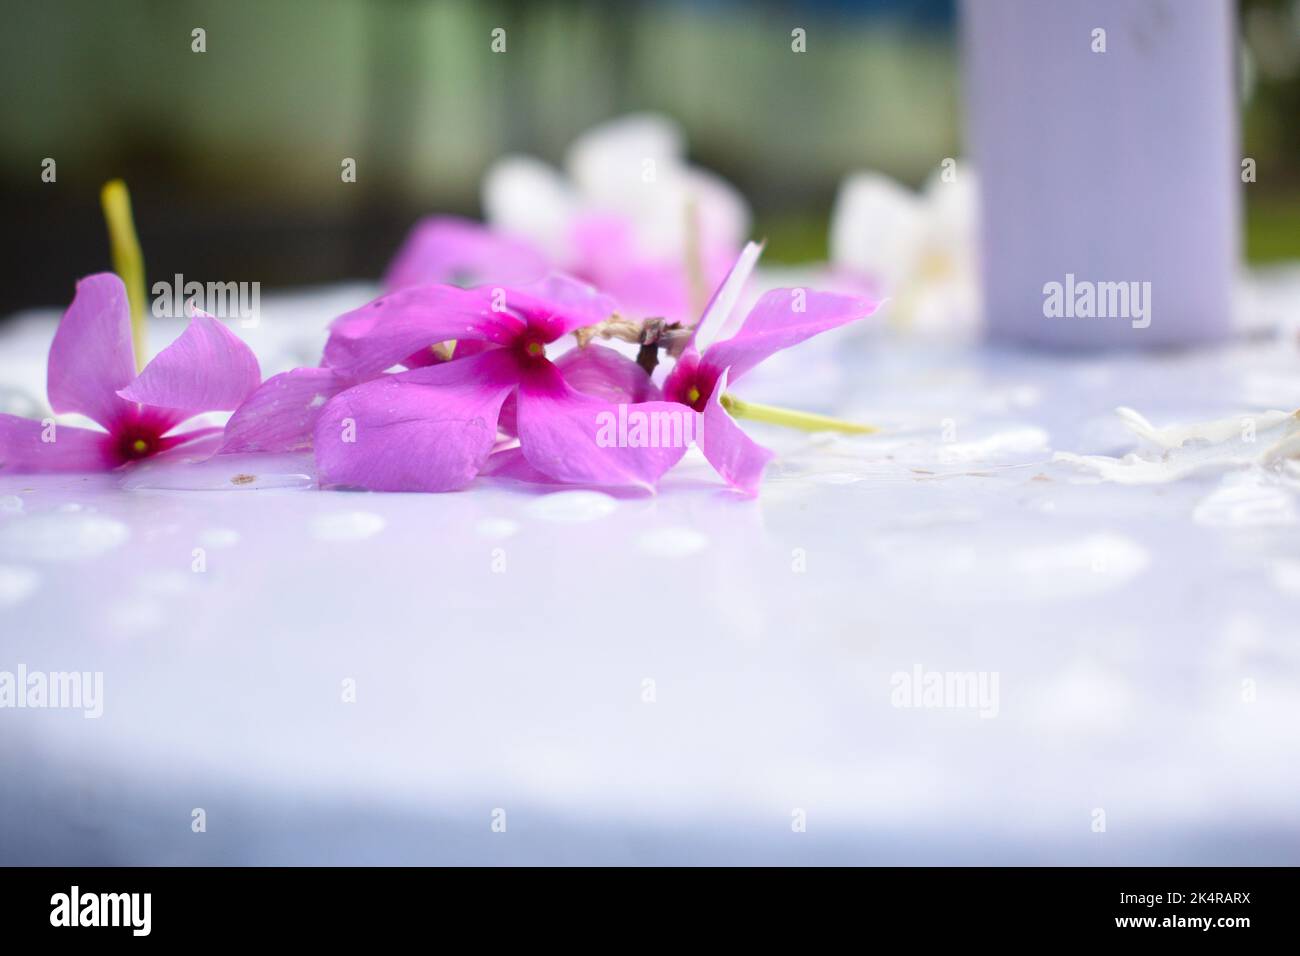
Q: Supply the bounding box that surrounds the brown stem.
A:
[573,316,690,380]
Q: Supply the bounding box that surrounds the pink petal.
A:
[324,285,521,381]
[514,359,689,490]
[118,308,261,413]
[503,273,618,341]
[0,414,114,473]
[570,215,693,322]
[700,368,774,496]
[220,367,348,454]
[590,260,693,324]
[570,216,747,325]
[497,391,518,437]
[479,445,562,485]
[151,427,225,457]
[313,349,520,492]
[690,240,764,350]
[400,338,494,370]
[702,289,880,384]
[384,216,549,292]
[552,344,661,403]
[46,273,137,429]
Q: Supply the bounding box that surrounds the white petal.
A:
[695,240,764,350]
[681,167,751,252]
[1117,406,1294,449]
[564,112,686,207]
[828,172,926,285]
[1055,407,1300,484]
[921,162,979,263]
[481,155,579,261]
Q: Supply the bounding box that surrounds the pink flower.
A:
[566,213,739,325]
[662,244,880,495]
[381,212,726,326]
[310,274,690,492]
[220,262,513,457]
[483,114,751,323]
[0,273,260,473]
[218,273,648,459]
[384,216,549,293]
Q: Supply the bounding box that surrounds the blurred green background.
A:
[1,0,1296,315]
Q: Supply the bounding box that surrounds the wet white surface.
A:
[3,277,1300,864]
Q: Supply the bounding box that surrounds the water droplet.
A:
[476,517,519,539]
[309,511,386,541]
[636,527,708,557]
[1008,533,1150,596]
[1193,479,1296,528]
[871,532,1148,601]
[0,565,39,607]
[1271,559,1300,596]
[120,452,315,491]
[137,569,193,596]
[1031,663,1133,733]
[105,598,164,636]
[527,491,618,522]
[199,528,241,549]
[0,512,130,561]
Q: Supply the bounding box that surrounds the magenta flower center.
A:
[515,333,549,364]
[113,423,163,462]
[677,372,714,413]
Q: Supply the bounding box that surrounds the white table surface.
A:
[3,274,1300,865]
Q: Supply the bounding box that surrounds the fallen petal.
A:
[384,215,549,292]
[118,308,261,412]
[699,368,775,496]
[46,273,137,430]
[325,285,521,381]
[220,367,349,454]
[703,288,879,384]
[313,350,519,492]
[515,359,688,490]
[0,414,114,473]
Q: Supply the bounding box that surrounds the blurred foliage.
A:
[1239,0,1300,261]
[0,0,1295,313]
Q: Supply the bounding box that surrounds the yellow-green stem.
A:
[721,393,878,434]
[100,180,147,371]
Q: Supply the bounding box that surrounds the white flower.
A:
[828,165,980,336]
[483,112,749,263]
[482,113,750,321]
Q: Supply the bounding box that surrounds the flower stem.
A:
[720,393,878,434]
[100,179,148,371]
